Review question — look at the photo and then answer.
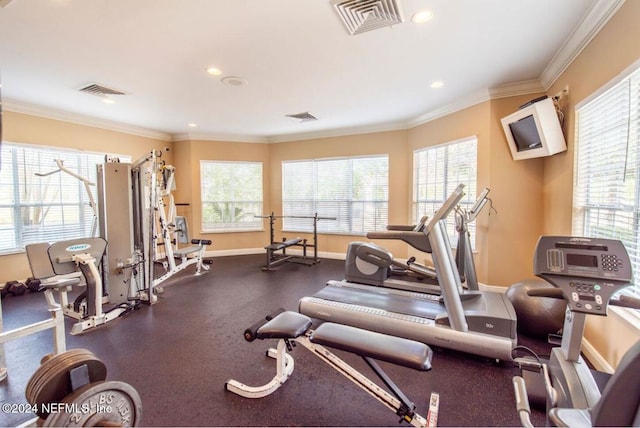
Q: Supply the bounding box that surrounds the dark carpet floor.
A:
[0,254,550,427]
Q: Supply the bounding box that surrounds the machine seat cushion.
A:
[257,311,312,340]
[311,322,433,371]
[41,276,82,289]
[173,246,203,257]
[266,238,302,251]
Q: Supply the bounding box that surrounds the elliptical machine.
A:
[513,236,640,427]
[343,188,491,294]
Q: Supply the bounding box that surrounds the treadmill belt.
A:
[312,285,444,320]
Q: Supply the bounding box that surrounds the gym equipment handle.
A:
[526,288,564,299]
[611,294,640,309]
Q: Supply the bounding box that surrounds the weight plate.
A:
[43,381,143,427]
[26,349,108,418]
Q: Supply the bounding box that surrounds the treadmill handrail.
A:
[425,184,466,235]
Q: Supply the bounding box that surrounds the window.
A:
[413,136,478,246]
[282,155,388,234]
[0,143,128,254]
[200,160,263,232]
[573,66,640,293]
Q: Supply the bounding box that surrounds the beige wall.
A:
[542,0,640,366]
[1,111,172,282]
[172,139,271,252]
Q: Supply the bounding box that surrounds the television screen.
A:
[508,115,542,152]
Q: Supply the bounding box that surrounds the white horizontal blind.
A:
[200,160,263,232]
[0,143,128,254]
[282,155,388,234]
[413,137,478,246]
[573,67,640,292]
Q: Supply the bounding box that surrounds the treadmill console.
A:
[533,236,633,315]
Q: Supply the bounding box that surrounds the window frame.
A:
[0,142,128,255]
[412,136,479,248]
[199,160,264,233]
[281,154,389,235]
[573,60,640,301]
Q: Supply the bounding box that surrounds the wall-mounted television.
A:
[501,97,567,161]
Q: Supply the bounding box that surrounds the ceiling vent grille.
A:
[330,0,404,35]
[78,83,126,97]
[286,112,318,122]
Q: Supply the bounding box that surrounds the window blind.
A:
[282,155,388,234]
[413,137,478,246]
[200,160,263,232]
[574,67,640,292]
[0,143,128,254]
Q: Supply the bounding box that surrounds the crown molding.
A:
[539,0,626,89]
[408,89,491,128]
[4,98,172,141]
[172,132,269,144]
[488,79,545,99]
[266,120,408,143]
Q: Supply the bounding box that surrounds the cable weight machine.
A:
[257,213,336,271]
[100,149,211,305]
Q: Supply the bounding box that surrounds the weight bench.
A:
[226,311,439,427]
[262,238,303,271]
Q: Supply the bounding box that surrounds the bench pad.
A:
[266,238,302,251]
[257,311,313,340]
[311,322,432,371]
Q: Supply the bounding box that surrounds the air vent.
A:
[330,0,404,35]
[286,112,318,123]
[78,83,126,97]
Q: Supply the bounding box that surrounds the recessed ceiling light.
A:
[205,67,222,76]
[188,123,197,128]
[430,80,444,89]
[412,10,434,24]
[102,98,116,104]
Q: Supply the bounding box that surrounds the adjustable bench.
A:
[226,311,438,427]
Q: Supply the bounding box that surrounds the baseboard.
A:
[582,338,615,373]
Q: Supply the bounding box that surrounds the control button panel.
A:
[601,253,624,272]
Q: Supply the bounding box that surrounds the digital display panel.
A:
[566,253,598,268]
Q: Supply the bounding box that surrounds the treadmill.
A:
[299,184,517,361]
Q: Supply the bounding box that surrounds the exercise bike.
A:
[513,235,640,427]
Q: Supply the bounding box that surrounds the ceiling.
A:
[0,0,622,143]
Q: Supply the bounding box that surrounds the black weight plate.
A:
[25,349,107,418]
